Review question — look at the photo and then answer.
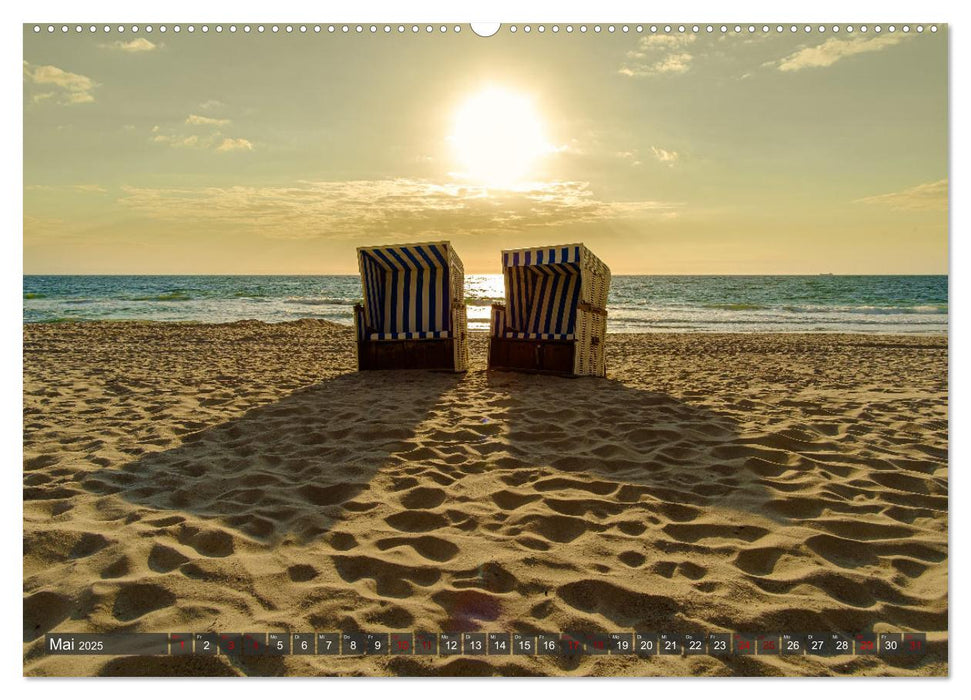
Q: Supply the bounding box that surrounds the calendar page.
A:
[22,19,948,679]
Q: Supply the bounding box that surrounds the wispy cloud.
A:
[186,114,230,127]
[216,138,253,152]
[101,38,158,52]
[151,127,200,149]
[771,35,907,72]
[25,184,108,193]
[855,179,947,211]
[620,34,696,77]
[151,122,253,152]
[23,61,97,104]
[615,151,642,167]
[118,179,680,239]
[23,215,70,239]
[650,146,679,167]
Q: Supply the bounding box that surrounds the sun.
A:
[449,87,554,188]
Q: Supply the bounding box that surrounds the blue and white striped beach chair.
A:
[489,243,610,377]
[354,241,469,372]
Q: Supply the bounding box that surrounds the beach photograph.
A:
[22,21,948,677]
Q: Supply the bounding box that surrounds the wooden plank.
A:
[357,339,456,371]
[489,337,577,376]
[539,342,574,374]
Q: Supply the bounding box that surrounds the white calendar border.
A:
[4,0,965,698]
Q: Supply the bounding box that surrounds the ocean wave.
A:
[282,297,359,306]
[702,303,769,311]
[22,274,948,332]
[779,304,948,315]
[611,303,948,316]
[613,313,945,327]
[130,291,193,301]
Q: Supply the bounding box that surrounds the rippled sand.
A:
[23,321,947,676]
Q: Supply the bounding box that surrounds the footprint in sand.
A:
[516,513,595,543]
[111,582,176,621]
[287,564,318,582]
[176,526,235,557]
[491,489,541,511]
[452,562,518,594]
[384,510,450,533]
[375,535,459,562]
[23,590,73,642]
[618,551,646,567]
[400,487,447,509]
[332,554,440,598]
[734,546,788,576]
[557,579,679,627]
[148,543,191,573]
[662,522,770,544]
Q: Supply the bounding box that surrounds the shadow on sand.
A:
[78,367,942,677]
[85,371,464,549]
[85,367,777,552]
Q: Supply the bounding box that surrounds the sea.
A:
[23,275,947,334]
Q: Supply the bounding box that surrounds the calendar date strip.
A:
[44,631,928,657]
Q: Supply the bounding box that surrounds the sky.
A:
[23,25,948,274]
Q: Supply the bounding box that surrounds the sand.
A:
[23,321,948,676]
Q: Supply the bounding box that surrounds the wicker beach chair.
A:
[354,241,469,372]
[489,243,611,377]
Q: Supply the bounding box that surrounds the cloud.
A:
[151,124,252,152]
[620,34,696,77]
[24,62,97,104]
[118,179,680,239]
[23,215,70,239]
[186,114,231,127]
[216,138,253,152]
[631,34,697,50]
[615,151,642,167]
[855,179,947,211]
[151,128,201,148]
[772,34,907,72]
[101,38,158,52]
[650,146,679,166]
[614,147,681,168]
[25,184,107,193]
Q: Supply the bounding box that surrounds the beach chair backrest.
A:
[500,244,609,339]
[357,241,463,338]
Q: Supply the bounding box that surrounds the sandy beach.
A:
[22,321,948,676]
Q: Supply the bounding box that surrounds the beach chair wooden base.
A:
[488,337,578,376]
[357,338,463,372]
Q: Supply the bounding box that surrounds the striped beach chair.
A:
[489,243,610,377]
[354,241,469,372]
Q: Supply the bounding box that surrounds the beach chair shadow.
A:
[83,370,462,547]
[467,370,936,659]
[481,370,774,531]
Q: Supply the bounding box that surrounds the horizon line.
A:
[22,272,950,277]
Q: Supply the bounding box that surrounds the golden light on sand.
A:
[450,87,554,188]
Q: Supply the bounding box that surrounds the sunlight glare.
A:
[450,87,554,188]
